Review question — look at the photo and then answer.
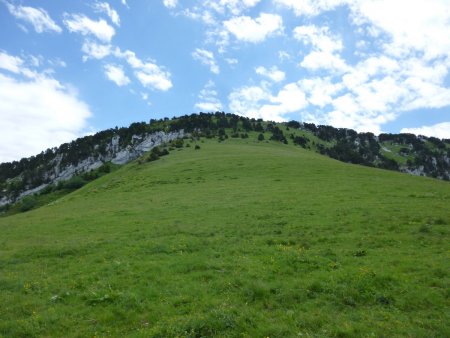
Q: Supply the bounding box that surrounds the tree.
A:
[258,133,265,141]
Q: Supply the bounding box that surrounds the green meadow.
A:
[0,137,449,337]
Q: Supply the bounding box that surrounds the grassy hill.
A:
[0,136,449,337]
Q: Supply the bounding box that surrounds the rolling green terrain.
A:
[0,137,449,337]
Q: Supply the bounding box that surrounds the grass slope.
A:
[0,138,449,337]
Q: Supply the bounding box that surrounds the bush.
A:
[63,176,87,190]
[195,145,201,150]
[147,152,159,162]
[258,133,265,141]
[171,139,184,148]
[20,196,37,212]
[98,162,111,173]
[40,184,54,195]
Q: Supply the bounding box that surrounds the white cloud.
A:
[225,58,238,65]
[163,0,178,8]
[0,72,91,162]
[350,0,450,59]
[3,1,62,33]
[81,41,111,61]
[401,122,450,139]
[224,13,283,43]
[294,25,348,72]
[0,51,41,79]
[278,0,450,60]
[300,51,349,72]
[63,14,115,42]
[0,51,23,73]
[192,48,220,74]
[115,49,172,91]
[182,8,216,25]
[93,2,120,26]
[274,0,347,16]
[229,82,307,121]
[299,77,342,108]
[293,25,342,53]
[229,85,271,118]
[204,0,262,15]
[278,51,291,61]
[104,64,130,86]
[255,66,285,82]
[194,80,223,111]
[135,67,172,91]
[402,77,450,111]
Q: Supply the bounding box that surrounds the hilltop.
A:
[1,113,450,215]
[0,130,449,336]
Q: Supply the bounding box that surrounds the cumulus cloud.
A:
[192,48,220,74]
[255,66,285,82]
[401,122,450,139]
[229,82,308,121]
[300,51,349,72]
[81,41,111,61]
[350,0,450,59]
[0,52,91,162]
[63,14,115,42]
[268,0,450,134]
[299,77,342,108]
[224,13,283,43]
[278,51,291,61]
[2,1,62,33]
[274,0,347,16]
[294,25,348,72]
[163,0,178,8]
[194,80,223,112]
[226,58,238,65]
[115,49,172,91]
[293,25,342,53]
[0,51,24,73]
[204,0,261,15]
[104,64,130,86]
[93,2,120,26]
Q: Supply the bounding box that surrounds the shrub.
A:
[40,184,54,195]
[98,162,111,173]
[171,139,184,148]
[63,176,87,190]
[147,152,159,162]
[258,133,265,141]
[195,145,201,150]
[20,196,37,212]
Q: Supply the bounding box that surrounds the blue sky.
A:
[1,0,450,162]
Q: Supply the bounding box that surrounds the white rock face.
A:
[402,166,425,177]
[1,130,185,206]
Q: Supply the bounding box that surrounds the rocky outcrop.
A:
[0,130,185,206]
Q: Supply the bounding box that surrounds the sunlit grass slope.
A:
[0,138,449,337]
